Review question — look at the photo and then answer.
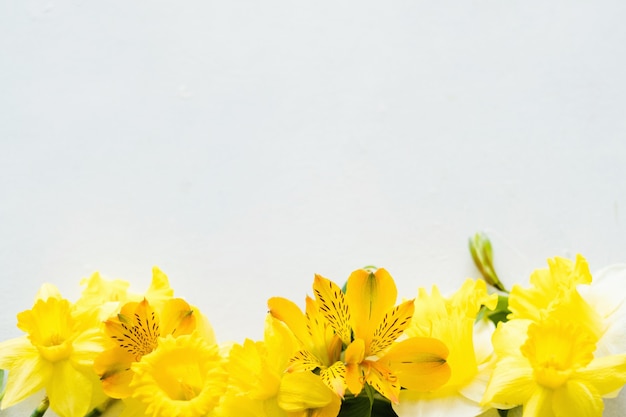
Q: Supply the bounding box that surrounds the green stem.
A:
[84,398,117,417]
[30,396,49,417]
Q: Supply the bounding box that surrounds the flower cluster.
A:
[1,235,626,417]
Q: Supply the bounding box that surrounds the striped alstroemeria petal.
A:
[369,299,414,355]
[287,349,323,372]
[320,361,347,398]
[313,274,352,345]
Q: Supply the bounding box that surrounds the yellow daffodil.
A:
[508,255,604,338]
[0,287,107,417]
[119,332,227,417]
[216,315,341,417]
[310,268,450,403]
[94,296,214,399]
[509,254,626,362]
[482,255,626,416]
[394,279,498,416]
[483,316,626,417]
[74,267,175,321]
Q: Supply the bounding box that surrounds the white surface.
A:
[2,1,626,416]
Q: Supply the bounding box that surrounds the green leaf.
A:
[497,409,509,417]
[337,393,372,417]
[0,369,5,401]
[337,384,377,417]
[371,398,399,417]
[486,295,511,325]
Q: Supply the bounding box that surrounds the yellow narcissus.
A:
[482,255,626,417]
[394,279,498,416]
[120,332,227,417]
[0,288,108,417]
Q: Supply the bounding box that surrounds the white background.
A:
[1,1,626,416]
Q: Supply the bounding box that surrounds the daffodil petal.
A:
[574,354,626,396]
[482,357,535,409]
[143,266,174,308]
[552,380,603,417]
[523,386,554,417]
[395,390,484,417]
[47,360,94,417]
[491,320,531,358]
[0,338,51,408]
[35,283,62,301]
[71,327,105,368]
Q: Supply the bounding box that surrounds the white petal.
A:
[395,390,484,417]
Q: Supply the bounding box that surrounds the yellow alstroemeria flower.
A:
[94,296,214,399]
[313,268,451,403]
[268,295,346,396]
[394,279,498,416]
[215,315,340,417]
[0,287,108,417]
[120,332,227,417]
[482,316,626,417]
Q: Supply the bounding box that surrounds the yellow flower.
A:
[94,296,214,398]
[0,288,107,417]
[394,279,498,416]
[216,315,340,417]
[483,317,626,417]
[508,255,604,338]
[74,267,175,321]
[312,268,450,403]
[120,332,227,417]
[482,255,626,416]
[268,294,346,397]
[92,267,215,399]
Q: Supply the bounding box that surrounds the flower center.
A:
[521,320,596,389]
[111,308,160,360]
[37,333,73,362]
[130,335,227,417]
